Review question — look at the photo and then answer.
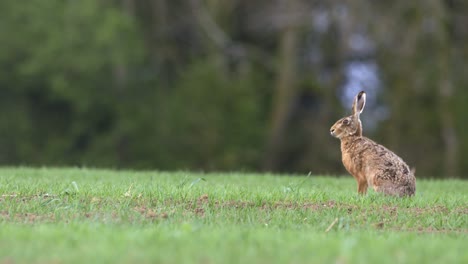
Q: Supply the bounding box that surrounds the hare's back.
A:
[361,137,413,184]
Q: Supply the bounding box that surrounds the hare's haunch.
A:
[330,91,416,197]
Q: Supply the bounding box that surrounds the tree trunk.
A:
[264,0,300,171]
[113,0,136,91]
[433,0,459,177]
[439,79,458,177]
[152,0,171,88]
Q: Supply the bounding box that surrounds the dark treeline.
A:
[0,0,467,178]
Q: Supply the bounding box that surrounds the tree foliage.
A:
[0,0,467,178]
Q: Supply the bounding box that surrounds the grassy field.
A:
[0,168,466,263]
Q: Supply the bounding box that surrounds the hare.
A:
[330,91,416,197]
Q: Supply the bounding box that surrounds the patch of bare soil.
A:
[391,226,468,234]
[0,211,56,223]
[0,193,57,203]
[133,206,169,220]
[179,195,467,234]
[2,193,466,234]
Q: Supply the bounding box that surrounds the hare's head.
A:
[330,91,366,139]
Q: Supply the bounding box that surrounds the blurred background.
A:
[0,0,467,178]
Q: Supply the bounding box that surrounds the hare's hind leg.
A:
[374,185,398,196]
[372,176,396,196]
[390,185,415,197]
[373,180,405,196]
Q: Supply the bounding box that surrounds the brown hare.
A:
[330,91,416,197]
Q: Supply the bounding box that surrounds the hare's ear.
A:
[352,91,366,117]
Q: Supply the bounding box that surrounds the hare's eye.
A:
[342,119,349,125]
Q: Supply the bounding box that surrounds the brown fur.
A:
[330,91,416,197]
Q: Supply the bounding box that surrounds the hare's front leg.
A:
[357,179,368,194]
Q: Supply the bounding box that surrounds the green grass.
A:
[0,168,466,264]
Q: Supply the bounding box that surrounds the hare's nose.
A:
[330,128,335,134]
